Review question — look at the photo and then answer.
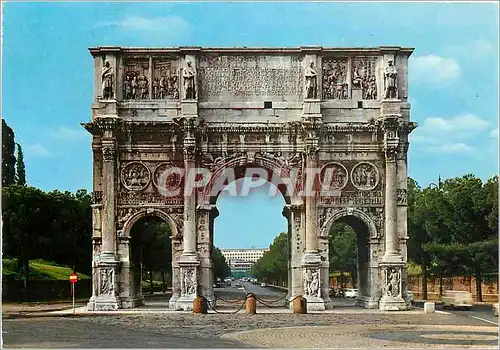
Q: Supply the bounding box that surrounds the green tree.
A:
[212,246,230,280]
[2,118,16,187]
[15,143,26,186]
[328,222,357,288]
[251,232,288,285]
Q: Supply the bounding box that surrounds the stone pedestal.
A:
[181,100,198,116]
[378,262,408,311]
[174,264,200,311]
[380,99,401,117]
[87,252,121,311]
[302,99,321,119]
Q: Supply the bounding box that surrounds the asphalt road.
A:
[413,301,498,326]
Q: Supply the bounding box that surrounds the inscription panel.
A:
[198,55,303,101]
[319,190,382,206]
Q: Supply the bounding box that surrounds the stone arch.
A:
[320,207,378,240]
[320,206,379,309]
[198,154,302,206]
[121,208,179,238]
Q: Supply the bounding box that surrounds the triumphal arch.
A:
[83,46,416,312]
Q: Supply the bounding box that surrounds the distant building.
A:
[220,248,268,276]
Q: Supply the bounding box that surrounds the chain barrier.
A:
[213,292,247,304]
[254,293,288,304]
[205,295,248,314]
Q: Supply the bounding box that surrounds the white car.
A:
[261,282,266,287]
[345,288,358,298]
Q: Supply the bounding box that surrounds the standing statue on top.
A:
[304,60,318,99]
[101,61,114,99]
[183,60,197,99]
[384,59,398,99]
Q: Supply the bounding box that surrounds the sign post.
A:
[69,272,78,314]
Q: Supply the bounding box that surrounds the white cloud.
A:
[96,15,190,33]
[26,144,51,157]
[411,113,492,155]
[423,114,490,133]
[489,128,499,138]
[429,142,474,154]
[50,127,88,141]
[409,55,461,85]
[447,39,494,60]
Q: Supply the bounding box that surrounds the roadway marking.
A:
[468,315,498,326]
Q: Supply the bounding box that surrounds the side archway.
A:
[320,207,380,309]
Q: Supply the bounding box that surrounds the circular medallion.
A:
[153,162,183,192]
[350,162,379,190]
[319,162,348,190]
[120,162,150,191]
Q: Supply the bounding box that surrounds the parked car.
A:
[407,291,414,303]
[345,288,358,298]
[442,290,473,309]
[261,282,266,287]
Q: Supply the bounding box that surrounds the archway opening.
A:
[211,170,289,303]
[129,215,172,307]
[328,215,370,306]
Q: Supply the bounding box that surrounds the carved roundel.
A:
[320,162,348,190]
[153,162,184,192]
[350,162,380,191]
[120,162,151,191]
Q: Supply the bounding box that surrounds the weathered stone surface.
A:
[84,46,416,312]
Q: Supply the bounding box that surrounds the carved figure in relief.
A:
[152,78,160,99]
[352,65,363,89]
[118,208,134,226]
[138,74,148,99]
[304,269,320,297]
[183,60,196,99]
[101,61,114,99]
[122,163,150,190]
[123,74,132,100]
[384,59,398,99]
[352,163,378,190]
[131,75,138,99]
[365,76,377,100]
[100,268,113,296]
[386,267,400,297]
[304,61,317,99]
[183,269,197,295]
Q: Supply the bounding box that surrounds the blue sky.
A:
[2,2,498,248]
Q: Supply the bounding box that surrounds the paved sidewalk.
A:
[221,324,498,348]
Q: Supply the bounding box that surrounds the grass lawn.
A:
[2,258,90,280]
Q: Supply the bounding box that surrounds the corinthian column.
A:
[180,135,198,262]
[101,138,117,256]
[382,147,402,262]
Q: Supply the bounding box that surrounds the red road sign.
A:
[69,272,78,283]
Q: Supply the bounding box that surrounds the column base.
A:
[379,295,408,311]
[302,252,322,265]
[381,252,403,263]
[178,252,199,264]
[304,295,326,311]
[120,296,144,309]
[87,295,121,311]
[168,294,180,310]
[355,296,379,309]
[173,295,196,311]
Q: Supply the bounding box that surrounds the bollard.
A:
[193,296,207,314]
[246,293,256,314]
[423,301,435,314]
[493,303,498,317]
[292,295,307,314]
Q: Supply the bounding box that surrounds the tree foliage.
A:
[2,118,16,187]
[407,174,498,301]
[15,143,26,186]
[328,222,357,286]
[251,232,288,285]
[212,246,231,280]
